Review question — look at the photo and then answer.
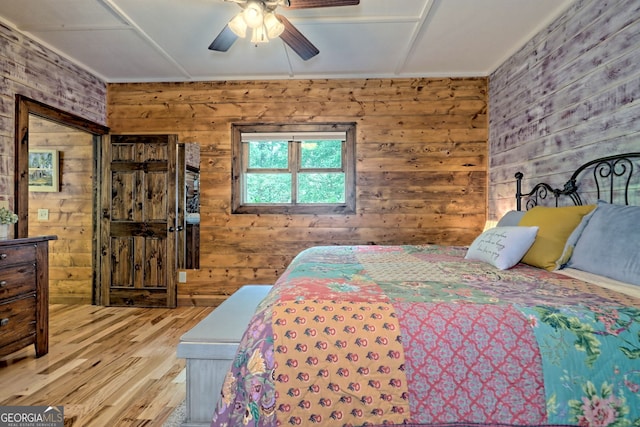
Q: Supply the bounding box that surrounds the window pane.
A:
[300,140,342,169]
[246,173,292,203]
[298,173,345,203]
[248,141,288,169]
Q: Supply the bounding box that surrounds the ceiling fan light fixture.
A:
[243,1,265,29]
[228,13,248,37]
[211,0,360,58]
[250,25,269,44]
[264,12,284,38]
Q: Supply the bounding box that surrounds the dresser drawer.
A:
[0,264,37,301]
[0,244,37,269]
[0,295,36,349]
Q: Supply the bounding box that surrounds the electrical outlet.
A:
[37,209,49,221]
[178,271,187,283]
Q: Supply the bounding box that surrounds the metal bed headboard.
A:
[515,152,640,211]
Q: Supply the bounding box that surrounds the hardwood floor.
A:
[0,304,214,426]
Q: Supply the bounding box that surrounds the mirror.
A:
[177,143,200,269]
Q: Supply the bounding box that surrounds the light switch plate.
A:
[37,208,49,220]
[178,271,187,283]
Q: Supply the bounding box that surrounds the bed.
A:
[209,153,640,427]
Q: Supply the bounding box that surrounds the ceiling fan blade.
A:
[286,0,359,9]
[208,24,238,52]
[277,14,319,61]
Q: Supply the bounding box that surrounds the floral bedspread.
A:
[210,245,640,427]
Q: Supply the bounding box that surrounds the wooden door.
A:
[100,134,178,307]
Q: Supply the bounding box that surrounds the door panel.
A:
[111,236,134,287]
[101,134,177,307]
[147,172,168,219]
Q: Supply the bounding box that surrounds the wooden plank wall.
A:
[489,0,640,217]
[28,117,94,304]
[0,22,105,303]
[107,78,488,306]
[0,22,106,203]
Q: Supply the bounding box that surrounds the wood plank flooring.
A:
[0,304,214,426]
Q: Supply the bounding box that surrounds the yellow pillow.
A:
[518,205,596,271]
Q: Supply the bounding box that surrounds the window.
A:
[232,123,356,214]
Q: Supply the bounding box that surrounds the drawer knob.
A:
[0,280,6,287]
[0,318,8,327]
[0,253,6,260]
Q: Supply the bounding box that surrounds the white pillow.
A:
[465,226,539,270]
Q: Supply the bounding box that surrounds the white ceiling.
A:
[0,0,575,83]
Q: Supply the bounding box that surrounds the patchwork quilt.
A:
[210,245,640,427]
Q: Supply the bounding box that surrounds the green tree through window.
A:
[232,123,356,214]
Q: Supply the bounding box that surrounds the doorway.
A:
[28,116,96,303]
[15,97,191,307]
[15,95,109,304]
[99,134,178,307]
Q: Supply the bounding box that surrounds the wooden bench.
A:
[177,285,272,427]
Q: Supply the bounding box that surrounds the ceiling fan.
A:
[209,0,360,61]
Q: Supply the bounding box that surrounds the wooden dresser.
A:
[0,236,56,358]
